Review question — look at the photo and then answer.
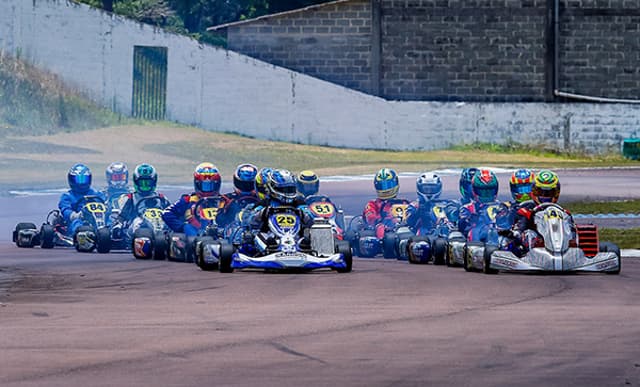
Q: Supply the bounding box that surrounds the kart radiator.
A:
[310,220,334,256]
[576,224,598,258]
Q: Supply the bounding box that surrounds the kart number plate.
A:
[309,202,335,218]
[86,203,106,213]
[391,204,408,221]
[199,207,218,221]
[144,208,163,219]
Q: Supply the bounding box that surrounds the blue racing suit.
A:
[58,188,107,236]
[162,193,230,237]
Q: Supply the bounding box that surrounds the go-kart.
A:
[406,200,459,265]
[196,206,352,273]
[304,195,346,239]
[344,215,413,259]
[486,202,621,274]
[446,201,512,271]
[13,209,74,249]
[73,195,112,253]
[129,195,172,260]
[168,196,225,263]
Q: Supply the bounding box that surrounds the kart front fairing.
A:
[231,250,348,271]
[489,204,620,273]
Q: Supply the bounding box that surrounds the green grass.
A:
[562,199,640,214]
[599,228,640,249]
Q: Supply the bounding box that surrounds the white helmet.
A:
[416,172,442,202]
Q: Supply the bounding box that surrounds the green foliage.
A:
[451,141,629,162]
[0,53,126,135]
[563,199,640,215]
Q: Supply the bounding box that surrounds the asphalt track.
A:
[1,168,640,387]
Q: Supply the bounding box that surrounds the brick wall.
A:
[225,0,640,102]
[227,0,373,94]
[379,0,548,101]
[559,0,640,100]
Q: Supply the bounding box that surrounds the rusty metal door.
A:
[132,46,167,120]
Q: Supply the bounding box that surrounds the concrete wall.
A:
[1,0,640,154]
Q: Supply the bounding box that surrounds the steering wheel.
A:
[532,202,564,214]
[135,195,169,216]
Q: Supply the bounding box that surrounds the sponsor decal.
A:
[493,257,517,268]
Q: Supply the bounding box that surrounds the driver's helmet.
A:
[509,168,535,203]
[297,170,319,197]
[416,172,442,202]
[459,167,479,202]
[374,168,399,199]
[105,162,128,191]
[68,163,92,195]
[255,167,272,201]
[193,162,221,198]
[133,163,158,196]
[531,169,560,204]
[267,169,298,204]
[233,163,258,194]
[471,169,499,203]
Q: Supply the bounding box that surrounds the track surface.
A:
[1,169,640,386]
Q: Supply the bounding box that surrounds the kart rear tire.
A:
[335,241,353,273]
[600,241,621,275]
[14,222,38,248]
[218,242,235,273]
[95,227,111,254]
[382,232,397,259]
[357,230,377,258]
[483,244,499,274]
[432,238,447,265]
[153,231,168,260]
[132,228,153,259]
[40,224,55,249]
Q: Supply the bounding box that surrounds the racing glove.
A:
[70,211,82,222]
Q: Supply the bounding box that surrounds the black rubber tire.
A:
[74,226,94,252]
[168,233,186,262]
[95,227,111,254]
[153,231,168,260]
[14,222,38,248]
[40,224,55,249]
[196,237,218,271]
[382,232,397,258]
[357,230,377,258]
[343,229,360,257]
[483,244,499,274]
[218,242,235,273]
[464,242,483,272]
[600,241,621,275]
[335,240,353,273]
[432,238,448,265]
[132,228,154,259]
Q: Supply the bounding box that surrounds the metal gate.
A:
[132,46,167,120]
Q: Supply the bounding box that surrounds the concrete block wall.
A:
[1,0,640,155]
[228,0,373,94]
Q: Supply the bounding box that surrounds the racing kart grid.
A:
[12,174,621,275]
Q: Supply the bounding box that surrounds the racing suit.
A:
[162,193,230,237]
[58,188,107,236]
[458,200,513,243]
[217,191,260,228]
[363,197,412,239]
[406,199,460,237]
[115,192,171,240]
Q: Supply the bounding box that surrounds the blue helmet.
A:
[233,163,258,194]
[374,168,399,199]
[459,167,479,202]
[267,169,298,204]
[297,170,319,197]
[416,172,442,202]
[68,163,92,194]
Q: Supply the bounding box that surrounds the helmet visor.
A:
[511,184,532,195]
[137,178,155,193]
[200,180,216,193]
[74,174,90,186]
[376,179,397,191]
[475,186,497,203]
[110,173,127,182]
[533,186,559,203]
[280,184,298,196]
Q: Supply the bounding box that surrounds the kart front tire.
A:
[75,226,94,252]
[432,238,448,265]
[382,232,397,258]
[95,227,111,254]
[218,242,235,273]
[483,244,499,274]
[196,237,218,271]
[336,240,353,273]
[153,231,168,260]
[600,241,621,275]
[40,224,55,249]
